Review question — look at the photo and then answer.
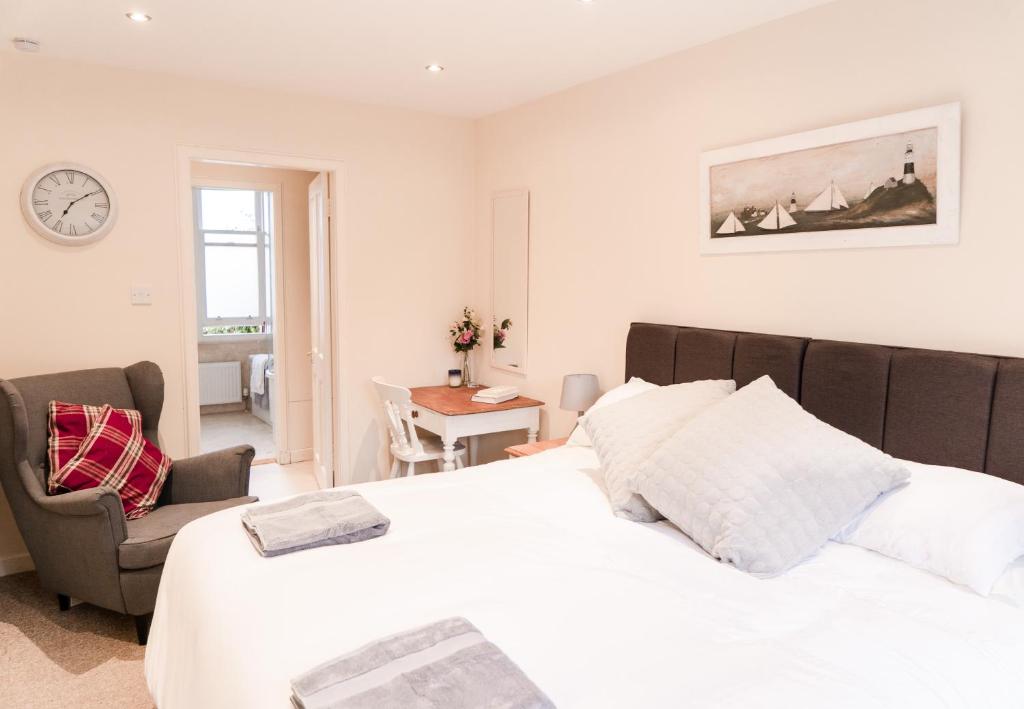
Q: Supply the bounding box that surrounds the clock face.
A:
[21,163,117,245]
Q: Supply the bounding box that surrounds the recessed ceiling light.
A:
[125,11,152,22]
[577,0,595,3]
[425,64,445,73]
[12,37,41,52]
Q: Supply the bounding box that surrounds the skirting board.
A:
[277,448,313,465]
[0,553,34,577]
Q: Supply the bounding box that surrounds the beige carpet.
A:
[0,572,153,708]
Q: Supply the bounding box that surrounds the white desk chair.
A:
[372,377,466,477]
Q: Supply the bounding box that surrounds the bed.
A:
[145,324,1024,708]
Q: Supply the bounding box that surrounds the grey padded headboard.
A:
[625,323,1024,485]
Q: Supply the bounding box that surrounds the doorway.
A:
[177,147,343,492]
[191,180,281,463]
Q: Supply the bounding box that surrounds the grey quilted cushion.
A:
[635,376,910,575]
[580,379,736,522]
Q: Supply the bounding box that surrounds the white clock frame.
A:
[20,162,119,246]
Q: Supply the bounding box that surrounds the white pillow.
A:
[580,379,735,522]
[836,460,1024,595]
[566,377,658,447]
[991,557,1024,607]
[636,376,910,576]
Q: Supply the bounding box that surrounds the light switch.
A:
[131,285,153,306]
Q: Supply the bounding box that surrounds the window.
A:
[193,187,273,337]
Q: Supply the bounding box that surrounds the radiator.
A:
[198,361,243,405]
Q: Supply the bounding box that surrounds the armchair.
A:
[0,361,257,644]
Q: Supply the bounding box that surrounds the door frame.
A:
[174,145,346,486]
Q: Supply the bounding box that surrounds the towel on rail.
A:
[250,353,271,396]
[240,489,390,557]
[289,617,555,709]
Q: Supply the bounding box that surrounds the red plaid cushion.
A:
[49,405,171,520]
[47,401,142,492]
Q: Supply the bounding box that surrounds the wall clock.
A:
[21,163,118,245]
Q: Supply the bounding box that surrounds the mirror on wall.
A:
[491,190,529,374]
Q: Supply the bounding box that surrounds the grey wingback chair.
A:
[0,361,257,644]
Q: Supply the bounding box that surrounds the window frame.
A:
[193,185,274,340]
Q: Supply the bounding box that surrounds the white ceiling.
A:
[1,0,833,117]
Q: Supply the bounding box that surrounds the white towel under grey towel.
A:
[241,490,390,557]
[250,353,270,396]
[290,617,555,709]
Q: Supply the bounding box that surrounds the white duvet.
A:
[145,447,1024,708]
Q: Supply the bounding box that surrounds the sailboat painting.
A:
[758,202,796,230]
[804,181,849,212]
[716,212,745,235]
[700,103,961,254]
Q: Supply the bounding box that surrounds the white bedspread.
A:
[145,447,1024,708]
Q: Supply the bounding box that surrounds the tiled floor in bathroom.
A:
[200,410,276,461]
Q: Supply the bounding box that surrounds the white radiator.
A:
[198,361,243,405]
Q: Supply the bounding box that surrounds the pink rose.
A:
[459,330,473,344]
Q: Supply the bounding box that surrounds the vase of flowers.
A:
[449,307,482,387]
[493,318,512,350]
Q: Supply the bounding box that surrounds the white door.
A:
[308,173,334,489]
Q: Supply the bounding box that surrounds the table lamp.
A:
[560,374,600,417]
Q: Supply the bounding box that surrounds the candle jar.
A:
[448,369,463,388]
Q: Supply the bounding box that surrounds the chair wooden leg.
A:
[389,459,399,478]
[57,594,71,611]
[407,461,415,477]
[134,614,153,646]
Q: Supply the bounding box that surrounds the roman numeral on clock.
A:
[66,171,76,184]
[38,210,53,221]
[33,199,48,206]
[69,224,77,236]
[54,219,64,232]
[95,202,109,209]
[49,174,60,186]
[91,212,105,223]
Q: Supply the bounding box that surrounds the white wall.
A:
[0,52,475,568]
[475,0,1024,448]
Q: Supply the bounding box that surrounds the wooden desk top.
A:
[505,437,569,458]
[410,385,544,416]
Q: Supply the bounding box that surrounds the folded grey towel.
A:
[240,490,389,557]
[290,617,555,709]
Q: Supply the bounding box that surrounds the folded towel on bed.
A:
[241,490,390,557]
[290,617,555,709]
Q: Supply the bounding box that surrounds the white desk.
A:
[410,385,543,471]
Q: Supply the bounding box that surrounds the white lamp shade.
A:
[560,373,600,413]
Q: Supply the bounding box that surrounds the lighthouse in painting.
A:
[903,142,916,185]
[789,192,797,213]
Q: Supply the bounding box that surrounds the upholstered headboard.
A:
[625,323,1024,484]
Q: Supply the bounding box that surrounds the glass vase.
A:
[462,350,476,388]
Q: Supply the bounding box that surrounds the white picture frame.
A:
[698,102,961,255]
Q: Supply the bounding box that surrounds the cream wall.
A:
[191,163,316,455]
[474,0,1024,449]
[0,53,475,568]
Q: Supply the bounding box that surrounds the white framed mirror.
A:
[491,189,529,374]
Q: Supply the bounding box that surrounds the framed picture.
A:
[698,102,960,255]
